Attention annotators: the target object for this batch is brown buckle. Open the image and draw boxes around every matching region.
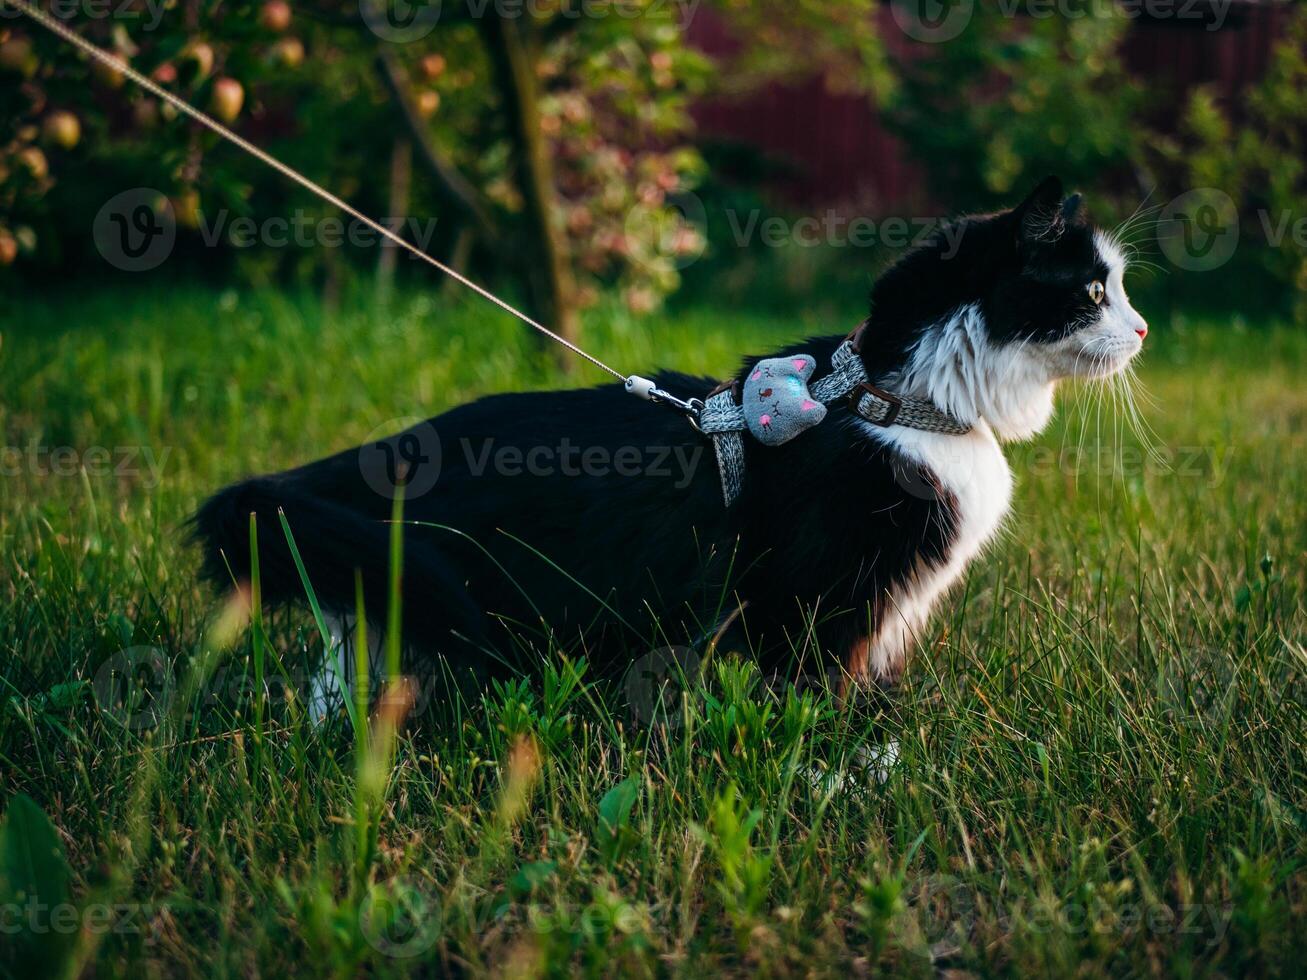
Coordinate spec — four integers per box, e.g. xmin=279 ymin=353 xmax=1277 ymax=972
xmin=848 ymin=382 xmax=901 ymax=426
xmin=845 ymin=319 xmax=869 ymax=354
xmin=706 ymin=378 xmax=742 ymax=405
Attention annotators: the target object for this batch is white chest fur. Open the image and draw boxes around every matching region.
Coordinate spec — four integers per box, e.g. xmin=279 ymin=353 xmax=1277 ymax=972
xmin=854 ymin=419 xmax=1013 ymax=682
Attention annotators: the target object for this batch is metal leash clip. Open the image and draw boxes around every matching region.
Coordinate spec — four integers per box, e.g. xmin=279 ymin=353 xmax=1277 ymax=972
xmin=625 ymin=376 xmax=705 ymax=429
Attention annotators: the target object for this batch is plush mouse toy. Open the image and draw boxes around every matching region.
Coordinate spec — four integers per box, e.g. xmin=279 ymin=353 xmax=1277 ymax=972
xmin=742 ymin=354 xmax=827 ymax=446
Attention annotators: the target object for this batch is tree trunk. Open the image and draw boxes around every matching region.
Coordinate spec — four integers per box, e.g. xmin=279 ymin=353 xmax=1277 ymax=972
xmin=482 ymin=13 xmax=580 ymax=369
xmin=376 ymin=136 xmax=411 ymax=304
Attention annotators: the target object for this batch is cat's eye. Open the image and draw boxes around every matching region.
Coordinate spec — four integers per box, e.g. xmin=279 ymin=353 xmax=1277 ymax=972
xmin=1088 ymin=280 xmax=1105 ymax=304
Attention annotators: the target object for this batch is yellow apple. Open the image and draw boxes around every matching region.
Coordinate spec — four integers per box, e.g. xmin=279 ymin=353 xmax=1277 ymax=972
xmin=273 ymin=37 xmax=304 ymax=68
xmin=415 ymin=90 xmax=440 ymax=119
xmin=210 ymin=77 xmax=244 ymax=123
xmin=42 ymin=111 xmax=80 ymax=150
xmin=17 ymin=146 xmax=47 ymax=181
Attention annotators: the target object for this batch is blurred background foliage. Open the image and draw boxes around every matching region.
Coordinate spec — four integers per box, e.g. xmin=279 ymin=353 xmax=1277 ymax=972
xmin=1 ymin=0 xmax=1303 ymax=330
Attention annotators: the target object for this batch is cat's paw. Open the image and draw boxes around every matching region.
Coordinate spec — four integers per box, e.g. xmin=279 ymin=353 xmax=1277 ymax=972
xmin=803 ymin=740 xmax=901 ymax=796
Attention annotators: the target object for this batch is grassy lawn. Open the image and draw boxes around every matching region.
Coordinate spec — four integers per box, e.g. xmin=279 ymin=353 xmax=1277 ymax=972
xmin=1 ymin=283 xmax=1304 ymax=976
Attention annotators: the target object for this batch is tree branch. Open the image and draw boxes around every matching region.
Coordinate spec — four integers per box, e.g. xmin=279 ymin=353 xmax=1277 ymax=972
xmin=374 ymin=47 xmax=500 ymax=244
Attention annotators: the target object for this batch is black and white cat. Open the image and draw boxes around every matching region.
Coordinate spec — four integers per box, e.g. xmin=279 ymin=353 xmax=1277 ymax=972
xmin=192 ymin=177 xmax=1147 ymax=716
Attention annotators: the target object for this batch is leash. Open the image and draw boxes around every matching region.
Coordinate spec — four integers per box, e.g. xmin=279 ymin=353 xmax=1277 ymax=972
xmin=4 ymin=0 xmax=699 ymax=417
xmin=11 ymin=0 xmax=971 ymax=508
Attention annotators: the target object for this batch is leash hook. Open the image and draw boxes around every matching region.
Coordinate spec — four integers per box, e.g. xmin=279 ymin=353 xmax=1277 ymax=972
xmin=625 ymin=375 xmax=705 ymax=428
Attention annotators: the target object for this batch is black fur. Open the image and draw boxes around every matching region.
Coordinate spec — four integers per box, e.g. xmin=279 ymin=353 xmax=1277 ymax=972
xmin=191 ymin=178 xmax=1094 ymax=688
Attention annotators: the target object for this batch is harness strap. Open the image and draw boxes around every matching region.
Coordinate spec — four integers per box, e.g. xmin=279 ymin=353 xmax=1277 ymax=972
xmin=701 ymin=334 xmax=972 ymax=506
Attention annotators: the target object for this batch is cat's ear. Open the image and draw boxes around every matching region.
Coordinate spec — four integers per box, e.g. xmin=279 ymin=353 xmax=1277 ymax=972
xmin=1014 ymin=175 xmax=1067 ymax=246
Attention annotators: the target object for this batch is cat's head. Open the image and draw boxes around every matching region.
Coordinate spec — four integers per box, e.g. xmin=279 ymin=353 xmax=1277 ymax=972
xmin=985 ymin=175 xmax=1148 ymax=380
xmin=867 ymin=177 xmax=1148 ymax=440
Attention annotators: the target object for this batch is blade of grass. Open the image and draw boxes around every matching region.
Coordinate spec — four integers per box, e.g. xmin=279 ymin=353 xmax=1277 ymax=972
xmin=249 ymin=513 xmax=266 ymax=754
xmin=278 ymin=507 xmax=358 ymax=733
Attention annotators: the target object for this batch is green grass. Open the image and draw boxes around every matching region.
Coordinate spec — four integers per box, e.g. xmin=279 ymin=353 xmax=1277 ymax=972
xmin=0 ymin=282 xmax=1304 ymax=977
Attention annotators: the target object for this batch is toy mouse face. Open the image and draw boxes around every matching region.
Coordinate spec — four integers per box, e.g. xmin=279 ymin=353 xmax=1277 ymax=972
xmin=743 ymin=355 xmax=827 ymax=446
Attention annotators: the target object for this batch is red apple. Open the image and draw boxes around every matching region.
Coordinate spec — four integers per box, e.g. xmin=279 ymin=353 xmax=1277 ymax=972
xmin=419 ymin=53 xmax=446 ymax=80
xmin=0 ymin=230 xmax=16 ymax=267
xmin=210 ymin=78 xmax=244 ymax=123
xmin=259 ymin=0 xmax=291 ymax=32
xmin=42 ymin=111 xmax=80 ymax=150
xmin=624 ymin=285 xmax=657 ymax=316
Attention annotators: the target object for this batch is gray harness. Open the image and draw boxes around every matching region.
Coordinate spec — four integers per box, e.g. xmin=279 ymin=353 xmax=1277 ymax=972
xmin=697 ymin=330 xmax=972 ymax=506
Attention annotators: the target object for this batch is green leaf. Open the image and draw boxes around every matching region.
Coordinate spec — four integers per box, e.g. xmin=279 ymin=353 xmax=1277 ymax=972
xmin=596 ymin=778 xmax=640 ymax=866
xmin=0 ymin=794 xmax=71 ymax=906
xmin=597 ymin=778 xmax=639 ymax=837
xmin=0 ymin=794 xmax=74 ymax=975
xmin=509 ymin=860 xmax=558 ymax=897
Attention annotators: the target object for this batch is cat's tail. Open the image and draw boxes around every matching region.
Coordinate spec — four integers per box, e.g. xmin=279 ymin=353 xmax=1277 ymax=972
xmin=188 ymin=476 xmax=485 ymax=651
xmin=190 ymin=476 xmax=384 ymax=610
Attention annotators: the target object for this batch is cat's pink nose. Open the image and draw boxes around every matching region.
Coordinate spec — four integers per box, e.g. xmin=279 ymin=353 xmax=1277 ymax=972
xmin=1135 ymin=326 xmax=1148 ymax=339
